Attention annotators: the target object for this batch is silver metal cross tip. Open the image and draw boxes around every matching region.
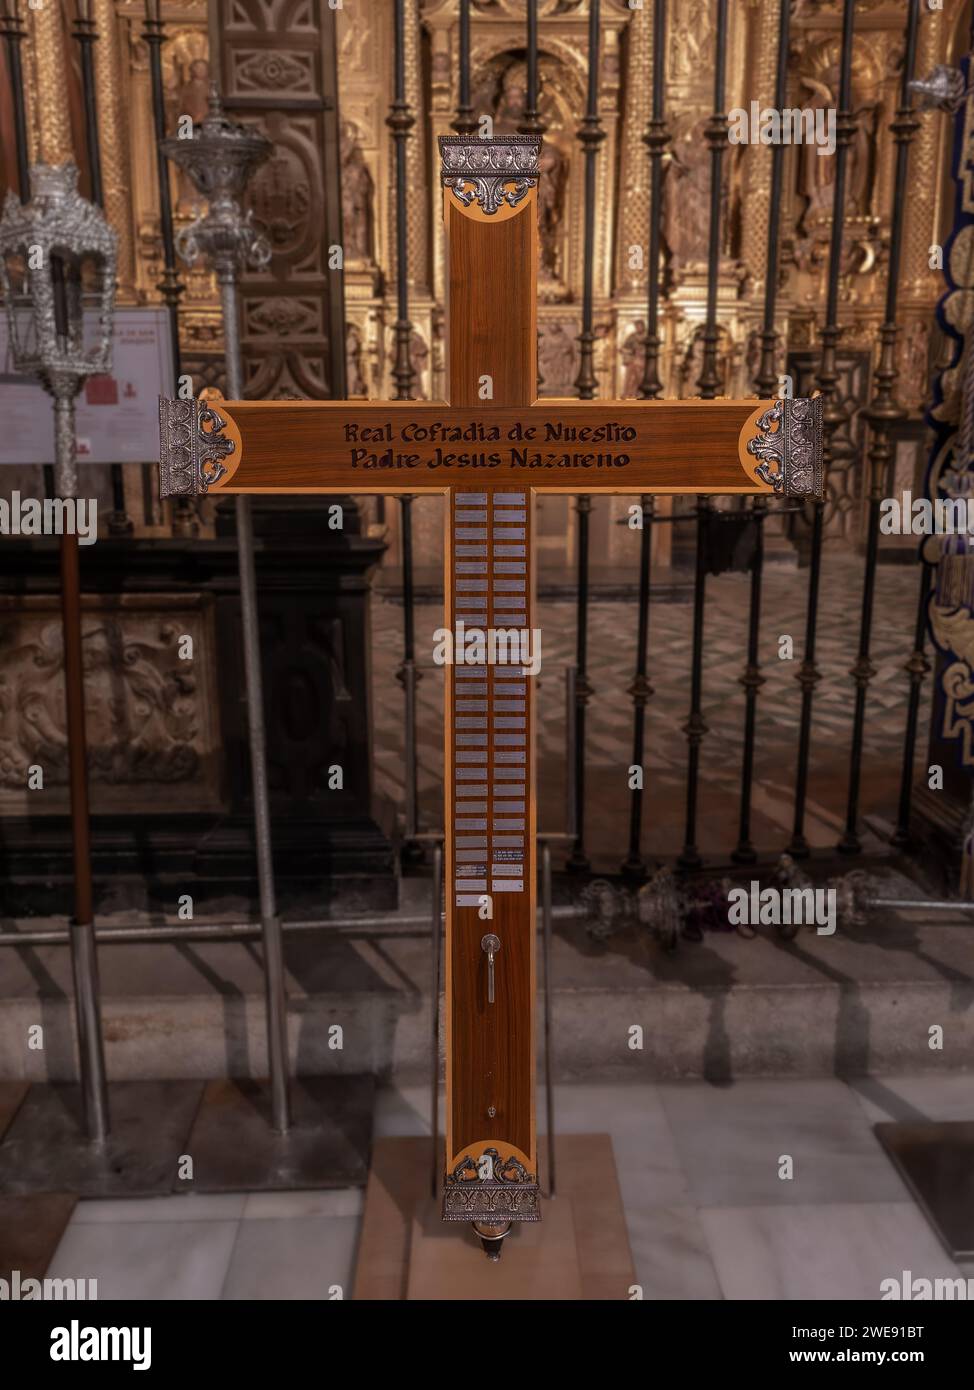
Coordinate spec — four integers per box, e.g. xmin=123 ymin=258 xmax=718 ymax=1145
xmin=158 ymin=396 xmax=235 ymax=499
xmin=438 ymin=135 xmax=543 ymax=215
xmin=746 ymin=397 xmax=824 ymax=499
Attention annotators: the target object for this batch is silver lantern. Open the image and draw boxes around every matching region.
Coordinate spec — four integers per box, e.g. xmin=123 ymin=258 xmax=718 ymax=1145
xmin=0 ymin=162 xmax=117 ymax=496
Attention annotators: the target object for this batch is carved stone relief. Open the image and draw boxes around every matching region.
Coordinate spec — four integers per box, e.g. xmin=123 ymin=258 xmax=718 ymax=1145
xmin=0 ymin=595 xmax=222 ymax=815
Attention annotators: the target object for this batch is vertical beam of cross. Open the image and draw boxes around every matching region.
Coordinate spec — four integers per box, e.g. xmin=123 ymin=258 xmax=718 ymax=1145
xmin=439 ymin=137 xmax=543 ymax=1240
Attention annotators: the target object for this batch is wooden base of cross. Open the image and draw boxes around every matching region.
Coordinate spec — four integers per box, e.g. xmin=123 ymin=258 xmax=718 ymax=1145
xmin=157 ymin=135 xmax=823 ymax=1256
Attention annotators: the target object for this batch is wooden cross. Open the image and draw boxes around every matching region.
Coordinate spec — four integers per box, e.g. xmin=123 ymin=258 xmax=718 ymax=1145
xmin=158 ymin=135 xmax=823 ymax=1252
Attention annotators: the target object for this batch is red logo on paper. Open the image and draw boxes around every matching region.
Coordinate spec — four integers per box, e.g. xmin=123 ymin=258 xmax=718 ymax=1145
xmin=85 ymin=375 xmax=118 ymax=406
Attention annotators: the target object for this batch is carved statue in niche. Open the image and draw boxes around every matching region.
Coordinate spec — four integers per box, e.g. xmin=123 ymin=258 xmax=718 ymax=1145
xmin=249 ymin=149 xmax=311 ymax=254
xmin=669 ymin=0 xmax=709 ymax=81
xmin=340 ymin=120 xmax=374 ymax=264
xmin=664 ymin=117 xmax=714 ymax=272
xmin=538 ymin=319 xmax=577 ymax=395
xmin=163 ymin=43 xmax=211 ymax=216
xmin=621 ymin=320 xmax=647 ymax=398
xmin=346 ymin=321 xmax=368 ymax=396
xmin=797 ymin=53 xmax=879 ymax=227
xmin=538 ymin=141 xmax=568 ymax=286
xmin=474 ymin=56 xmax=569 ymax=296
xmin=898 ymin=319 xmax=931 ymax=409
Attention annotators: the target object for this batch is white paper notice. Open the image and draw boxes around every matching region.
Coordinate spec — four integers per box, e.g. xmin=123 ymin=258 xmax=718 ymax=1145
xmin=0 ymin=307 xmax=173 ymax=466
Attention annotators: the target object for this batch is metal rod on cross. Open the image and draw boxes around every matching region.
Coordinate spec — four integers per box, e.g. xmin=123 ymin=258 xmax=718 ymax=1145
xmin=156 ymin=132 xmax=824 ymax=1258
xmin=161 ymin=87 xmax=291 ymax=1135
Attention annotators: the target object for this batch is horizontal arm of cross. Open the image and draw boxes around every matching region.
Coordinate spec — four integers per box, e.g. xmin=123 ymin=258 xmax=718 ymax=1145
xmin=158 ymin=394 xmax=824 ymax=500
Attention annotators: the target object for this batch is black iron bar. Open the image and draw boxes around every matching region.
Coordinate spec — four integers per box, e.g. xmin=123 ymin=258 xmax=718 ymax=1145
xmin=568 ymin=0 xmax=603 ymax=872
xmin=734 ymin=0 xmax=791 ymax=862
xmin=679 ymin=494 xmax=710 ymax=869
xmin=142 ymin=0 xmax=192 ymax=536
xmin=623 ymin=0 xmax=668 ymax=875
xmin=397 ymin=492 xmax=420 ymax=845
xmin=679 ymin=0 xmax=727 ymax=869
xmin=892 ymin=559 xmax=933 ymax=848
xmin=388 ymin=0 xmax=416 ymax=402
xmin=388 ymin=0 xmax=419 ymax=851
xmin=696 ymin=0 xmax=728 ymax=400
xmin=838 ymin=0 xmax=921 ymax=855
xmin=568 ymin=495 xmax=592 ymax=871
xmin=0 ymin=0 xmax=30 ymax=203
xmin=732 ymin=499 xmax=766 ymax=862
xmin=639 ymin=0 xmax=668 ymax=401
xmin=575 ymin=0 xmax=603 ymax=400
xmin=453 ymin=0 xmax=476 ymax=135
xmin=788 ymin=0 xmax=858 ymax=857
xmin=622 ymin=495 xmax=655 ymax=878
xmin=519 ymin=0 xmax=545 ymax=136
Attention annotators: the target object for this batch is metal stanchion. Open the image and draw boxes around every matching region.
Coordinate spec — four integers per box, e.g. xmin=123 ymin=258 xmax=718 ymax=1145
xmin=541 ymin=840 xmax=556 ymax=1198
xmin=162 ymin=86 xmax=291 ymax=1135
xmin=430 ymin=842 xmax=443 ymax=1199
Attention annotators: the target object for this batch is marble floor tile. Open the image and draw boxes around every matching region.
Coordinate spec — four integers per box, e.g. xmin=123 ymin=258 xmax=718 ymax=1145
xmin=221 ymin=1215 xmax=360 ymax=1300
xmin=47 ymin=1218 xmax=239 ymax=1300
xmin=242 ymin=1188 xmax=363 ymax=1221
xmin=700 ymin=1202 xmax=965 ymax=1301
xmin=71 ymin=1193 xmax=246 ymax=1224
xmin=848 ymin=1074 xmax=974 ymax=1127
xmin=545 ymin=1084 xmax=692 ymax=1207
xmin=658 ymin=1078 xmax=910 ymax=1207
xmin=373 ymin=1085 xmax=436 ymax=1137
xmin=626 ymin=1205 xmax=723 ymax=1301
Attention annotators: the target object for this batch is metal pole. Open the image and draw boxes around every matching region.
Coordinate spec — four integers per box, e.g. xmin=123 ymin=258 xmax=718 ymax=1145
xmin=541 ymin=840 xmax=556 ymax=1198
xmin=430 ymin=842 xmax=443 ymax=1199
xmin=57 ymin=395 xmax=110 ymax=1144
xmin=219 ymin=267 xmax=291 ymax=1135
xmin=142 ymin=0 xmax=193 ymax=537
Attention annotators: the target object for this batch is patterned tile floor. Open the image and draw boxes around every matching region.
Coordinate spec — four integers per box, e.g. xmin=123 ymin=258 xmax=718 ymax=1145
xmin=371 ymin=548 xmax=933 ymax=870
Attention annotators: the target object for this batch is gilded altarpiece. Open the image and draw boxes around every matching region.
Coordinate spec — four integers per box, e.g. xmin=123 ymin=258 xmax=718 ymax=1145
xmin=50 ymin=0 xmax=946 ymax=569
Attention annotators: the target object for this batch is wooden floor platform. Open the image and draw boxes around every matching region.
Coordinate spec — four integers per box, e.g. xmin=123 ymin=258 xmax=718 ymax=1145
xmin=353 ymin=1133 xmax=635 ymax=1300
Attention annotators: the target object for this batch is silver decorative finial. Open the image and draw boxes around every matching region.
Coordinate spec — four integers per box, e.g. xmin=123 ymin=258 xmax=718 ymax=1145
xmin=438 ymin=135 xmax=542 ymax=216
xmin=909 ymin=65 xmax=969 ymax=114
